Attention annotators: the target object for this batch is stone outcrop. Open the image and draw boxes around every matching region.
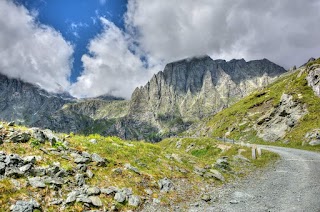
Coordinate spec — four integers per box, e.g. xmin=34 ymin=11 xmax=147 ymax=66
xmin=256 ymin=94 xmax=308 ymax=141
xmin=306 ymin=64 xmax=320 ymax=97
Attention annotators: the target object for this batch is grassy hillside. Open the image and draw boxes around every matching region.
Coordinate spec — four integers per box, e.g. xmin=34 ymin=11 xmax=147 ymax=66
xmin=0 ymin=122 xmax=277 ymax=211
xmin=187 ymin=59 xmax=320 ymax=151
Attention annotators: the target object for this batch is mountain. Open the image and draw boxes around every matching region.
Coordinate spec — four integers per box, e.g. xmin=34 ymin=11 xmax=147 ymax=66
xmin=185 ymin=57 xmax=320 ymax=149
xmin=0 ymin=73 xmax=72 ymax=126
xmin=0 ymin=55 xmax=286 ymax=141
xmin=123 ymin=55 xmax=286 ymax=140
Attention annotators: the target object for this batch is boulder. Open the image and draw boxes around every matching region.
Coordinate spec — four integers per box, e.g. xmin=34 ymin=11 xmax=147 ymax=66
xmin=86 ymin=187 xmax=100 ymax=196
xmin=89 ymin=196 xmax=103 ymax=207
xmin=114 ymin=192 xmax=126 ymax=203
xmin=158 ymin=178 xmax=174 ymax=193
xmin=91 ymin=153 xmax=106 ymax=166
xmin=28 ymin=177 xmax=46 ymax=188
xmin=124 ymin=163 xmax=140 ymax=174
xmin=101 ymin=186 xmax=119 ymax=195
xmin=75 ymin=174 xmax=86 ymax=186
xmin=10 ymin=199 xmax=40 ymax=212
xmin=66 ymin=191 xmax=80 ymax=204
xmin=128 ymin=195 xmax=141 ymax=207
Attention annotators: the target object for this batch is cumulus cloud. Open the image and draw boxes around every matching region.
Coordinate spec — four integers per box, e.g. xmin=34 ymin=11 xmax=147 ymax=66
xmin=125 ymin=0 xmax=320 ymax=68
xmin=0 ymin=0 xmax=73 ymax=92
xmin=70 ymin=18 xmax=155 ymax=99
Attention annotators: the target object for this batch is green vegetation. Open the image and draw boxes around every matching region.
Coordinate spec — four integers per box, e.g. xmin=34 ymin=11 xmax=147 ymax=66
xmin=0 ymin=122 xmax=278 ymax=211
xmin=190 ymin=61 xmax=320 ymax=151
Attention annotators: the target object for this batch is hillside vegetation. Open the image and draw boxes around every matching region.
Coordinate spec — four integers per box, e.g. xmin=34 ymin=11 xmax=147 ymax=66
xmin=187 ymin=59 xmax=320 ymax=151
xmin=0 ymin=122 xmax=277 ymax=211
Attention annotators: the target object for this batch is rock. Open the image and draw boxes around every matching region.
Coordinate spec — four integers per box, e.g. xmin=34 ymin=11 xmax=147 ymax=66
xmin=89 ymin=196 xmax=103 ymax=207
xmin=86 ymin=169 xmax=94 ymax=178
xmin=10 ymin=199 xmax=40 ymax=212
xmin=257 ymin=93 xmax=307 ymax=142
xmin=75 ymin=174 xmax=86 ymax=186
xmin=74 ymin=156 xmax=91 ymax=164
xmin=208 ymin=169 xmax=225 ymax=181
xmin=158 ymin=178 xmax=174 ymax=193
xmin=77 ymin=164 xmax=87 ymax=172
xmin=5 ymin=154 xmax=23 ymax=167
xmin=91 ymin=153 xmax=106 ymax=166
xmin=124 ymin=163 xmax=140 ymax=174
xmin=230 ymin=200 xmax=239 ymax=204
xmin=89 ymin=139 xmax=97 ymax=144
xmin=5 ymin=168 xmax=24 ymax=178
xmin=201 ymin=194 xmax=211 ymax=202
xmin=10 ymin=132 xmax=31 ymax=143
xmin=10 ymin=179 xmax=21 ymax=190
xmin=114 ymin=192 xmax=126 ymax=203
xmin=82 ymin=151 xmax=91 ymax=158
xmin=31 ymin=167 xmax=46 ymax=177
xmin=76 ymin=195 xmax=92 ymax=204
xmin=0 ymin=162 xmax=5 ymax=174
xmin=214 ymin=157 xmax=230 ymax=170
xmin=28 ymin=177 xmax=46 ymax=188
xmin=19 ymin=164 xmax=33 ymax=173
xmin=23 ymin=156 xmax=36 ymax=164
xmin=30 ymin=128 xmax=46 ymax=143
xmin=128 ymin=195 xmax=141 ymax=207
xmin=194 ymin=166 xmax=207 ymax=176
xmin=309 ymin=140 xmax=320 ymax=146
xmin=8 ymin=121 xmax=15 ymax=126
xmin=144 ymin=188 xmax=153 ymax=195
xmin=306 ymin=66 xmax=320 ymax=97
xmin=101 ymin=186 xmax=119 ymax=195
xmin=66 ymin=191 xmax=80 ymax=204
xmin=42 ymin=129 xmax=59 ymax=146
xmin=86 ymin=187 xmax=100 ymax=196
xmin=112 ymin=168 xmax=122 ymax=175
xmin=49 ymin=198 xmax=63 ymax=205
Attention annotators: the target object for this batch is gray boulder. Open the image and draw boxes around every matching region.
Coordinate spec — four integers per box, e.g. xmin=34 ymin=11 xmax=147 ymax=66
xmin=89 ymin=196 xmax=103 ymax=207
xmin=114 ymin=192 xmax=126 ymax=203
xmin=128 ymin=195 xmax=141 ymax=207
xmin=28 ymin=177 xmax=46 ymax=188
xmin=91 ymin=153 xmax=106 ymax=166
xmin=10 ymin=199 xmax=40 ymax=212
xmin=158 ymin=178 xmax=174 ymax=193
xmin=75 ymin=173 xmax=86 ymax=186
xmin=86 ymin=187 xmax=100 ymax=196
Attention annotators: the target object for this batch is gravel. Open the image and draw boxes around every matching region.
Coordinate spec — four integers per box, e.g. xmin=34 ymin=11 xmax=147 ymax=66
xmin=189 ymin=146 xmax=320 ymax=212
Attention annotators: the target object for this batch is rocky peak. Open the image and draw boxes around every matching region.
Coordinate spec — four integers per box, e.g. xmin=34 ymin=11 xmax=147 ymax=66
xmin=127 ymin=56 xmax=286 ymax=140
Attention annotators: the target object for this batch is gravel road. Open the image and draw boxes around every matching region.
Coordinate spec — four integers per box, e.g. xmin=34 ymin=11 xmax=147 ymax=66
xmin=190 ymin=146 xmax=320 ymax=212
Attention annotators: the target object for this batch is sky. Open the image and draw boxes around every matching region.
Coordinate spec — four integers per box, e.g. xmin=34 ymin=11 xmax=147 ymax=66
xmin=0 ymin=0 xmax=320 ymax=99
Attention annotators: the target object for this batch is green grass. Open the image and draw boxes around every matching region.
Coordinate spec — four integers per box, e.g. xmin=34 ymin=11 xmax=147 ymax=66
xmin=189 ymin=62 xmax=320 ymax=151
xmin=0 ymin=122 xmax=279 ymax=211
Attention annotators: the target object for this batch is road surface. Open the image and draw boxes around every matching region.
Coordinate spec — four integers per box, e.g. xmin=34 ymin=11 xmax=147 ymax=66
xmin=191 ymin=146 xmax=320 ymax=212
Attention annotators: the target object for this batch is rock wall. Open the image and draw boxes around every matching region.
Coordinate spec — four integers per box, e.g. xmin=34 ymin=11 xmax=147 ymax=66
xmin=127 ymin=56 xmax=286 ymax=138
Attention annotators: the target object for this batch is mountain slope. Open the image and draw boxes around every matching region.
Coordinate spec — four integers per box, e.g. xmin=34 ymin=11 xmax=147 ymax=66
xmin=124 ymin=56 xmax=286 ymax=140
xmin=186 ymin=58 xmax=320 ymax=150
xmin=0 ymin=73 xmax=72 ymax=125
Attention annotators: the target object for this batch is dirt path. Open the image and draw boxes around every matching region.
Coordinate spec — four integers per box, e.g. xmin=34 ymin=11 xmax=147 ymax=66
xmin=190 ymin=146 xmax=320 ymax=212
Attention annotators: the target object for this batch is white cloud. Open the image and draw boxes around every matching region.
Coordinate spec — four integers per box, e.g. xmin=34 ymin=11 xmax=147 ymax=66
xmin=0 ymin=0 xmax=73 ymax=92
xmin=70 ymin=18 xmax=156 ymax=99
xmin=125 ymin=0 xmax=320 ymax=68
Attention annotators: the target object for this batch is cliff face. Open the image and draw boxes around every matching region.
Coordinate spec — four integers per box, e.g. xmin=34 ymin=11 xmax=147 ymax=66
xmin=0 ymin=73 xmax=72 ymax=125
xmin=127 ymin=56 xmax=286 ymax=138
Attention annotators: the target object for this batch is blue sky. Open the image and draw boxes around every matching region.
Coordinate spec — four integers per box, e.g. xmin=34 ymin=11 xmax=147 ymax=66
xmin=17 ymin=0 xmax=128 ymax=83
